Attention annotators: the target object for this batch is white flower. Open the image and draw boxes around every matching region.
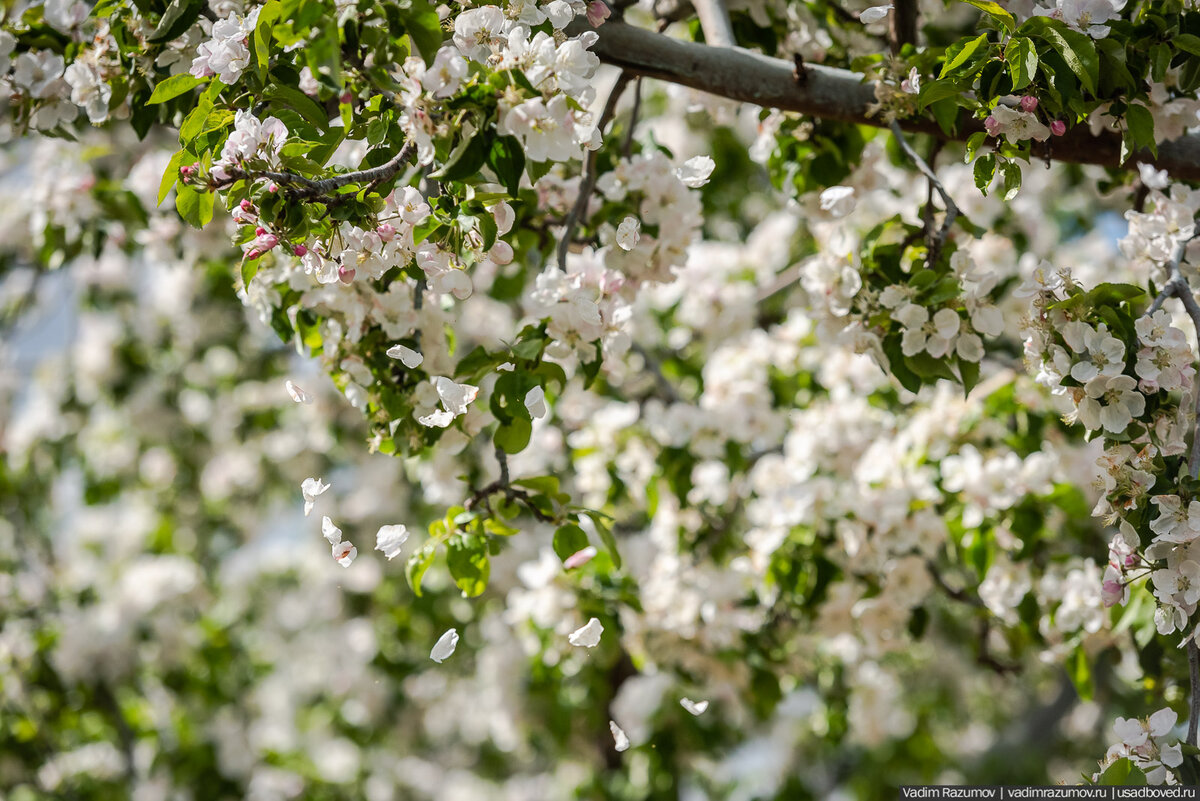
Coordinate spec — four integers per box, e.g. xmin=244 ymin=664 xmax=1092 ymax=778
xmin=1153 ymin=561 xmax=1200 ymax=606
xmin=398 ymin=186 xmax=431 ymax=225
xmin=1048 ymin=0 xmax=1125 ymax=37
xmin=321 ymin=516 xmax=343 ymax=545
xmin=298 ymin=66 xmax=320 ymax=95
xmin=987 ymin=105 xmax=1051 ymax=142
xmin=675 ymin=156 xmax=715 ymax=188
xmin=680 ymin=697 xmax=709 ymax=715
xmin=1076 ymin=374 xmax=1145 ymax=434
xmin=433 ymin=376 xmax=480 ymax=416
xmin=819 ymin=186 xmax=856 ymax=218
xmin=375 ymin=525 xmax=409 ymax=560
xmin=421 ymin=46 xmax=468 ymax=98
xmin=568 ymin=617 xmax=604 ymax=647
xmin=859 ymin=4 xmax=893 ymax=22
xmin=430 ymin=628 xmax=460 ymax=662
xmin=453 ymin=6 xmax=509 ymax=62
xmin=189 ymin=8 xmax=259 ymax=85
xmin=285 ymin=380 xmax=313 ymax=404
xmin=609 ymin=721 xmax=630 ymax=752
xmin=301 ymin=477 xmax=330 ymax=517
xmin=417 ymin=408 xmax=455 ymax=428
xmin=387 ymin=344 xmax=424 ymax=369
xmin=1150 ymin=496 xmax=1200 ymax=543
xmin=64 ymin=61 xmax=111 ymax=124
xmin=524 ymin=386 xmax=548 ymax=419
xmin=615 ymin=216 xmax=640 ymax=251
xmin=332 ymin=540 xmax=357 ymax=567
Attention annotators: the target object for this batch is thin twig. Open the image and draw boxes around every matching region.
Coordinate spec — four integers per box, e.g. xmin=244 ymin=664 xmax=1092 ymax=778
xmin=557 ymin=73 xmax=633 ymax=269
xmin=693 ymin=0 xmax=736 ymax=47
xmin=623 ymin=78 xmax=643 ymax=157
xmin=889 ymin=120 xmax=959 ymax=265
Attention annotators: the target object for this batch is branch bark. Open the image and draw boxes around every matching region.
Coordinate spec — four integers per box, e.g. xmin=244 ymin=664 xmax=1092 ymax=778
xmin=574 ymin=20 xmax=1200 ymax=181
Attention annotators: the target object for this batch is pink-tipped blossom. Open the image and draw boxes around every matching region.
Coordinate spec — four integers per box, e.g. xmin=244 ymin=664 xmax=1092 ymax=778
xmin=984 ymin=116 xmax=1000 ymax=136
xmin=377 ymin=223 xmax=397 ymax=242
xmin=239 ymin=199 xmax=253 ymax=211
xmin=587 ymin=0 xmax=611 ymax=26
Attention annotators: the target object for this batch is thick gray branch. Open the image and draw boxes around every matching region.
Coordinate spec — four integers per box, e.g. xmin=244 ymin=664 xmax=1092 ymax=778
xmin=576 ymin=20 xmax=1200 ymax=181
xmin=693 ymin=0 xmax=736 ymax=47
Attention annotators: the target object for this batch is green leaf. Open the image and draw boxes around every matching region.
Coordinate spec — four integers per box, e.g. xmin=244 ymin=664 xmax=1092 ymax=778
xmin=1177 ymin=32 xmax=1200 ymax=57
xmin=1005 ymin=37 xmax=1037 ymax=91
xmin=1000 ymin=160 xmax=1021 ymax=200
xmin=175 ymin=183 xmax=215 ymax=228
xmin=148 ymin=0 xmax=205 ymax=43
xmin=1098 ymin=759 xmax=1131 ymax=786
xmin=147 ymin=73 xmax=206 ymax=104
xmin=883 ymin=337 xmax=922 ymax=393
xmin=486 ymin=135 xmax=525 ymax=198
xmin=958 ymin=356 xmax=980 ymax=395
xmin=940 ymin=33 xmax=991 ymax=79
xmin=973 ymin=153 xmax=996 ymax=194
xmin=158 ymin=149 xmax=187 ymax=207
xmin=1036 ymin=21 xmax=1098 ymax=95
xmin=432 ymin=130 xmax=489 ymax=183
xmin=917 ymin=79 xmax=963 ymax=110
xmin=178 ymin=79 xmax=222 ymax=144
xmin=263 ymin=84 xmax=329 ymax=130
xmin=253 ymin=0 xmax=283 ymax=77
xmin=1124 ymin=103 xmax=1156 ymax=159
xmin=447 ymin=535 xmax=489 ymax=597
xmin=585 ymin=512 xmax=622 ymax=569
xmin=929 ymin=98 xmax=959 ymax=137
xmin=553 ymin=524 xmax=590 ymax=563
xmin=956 ymin=0 xmax=1015 ymax=31
xmin=405 ymin=542 xmax=437 ymax=596
xmin=494 ymin=417 xmax=532 ymax=454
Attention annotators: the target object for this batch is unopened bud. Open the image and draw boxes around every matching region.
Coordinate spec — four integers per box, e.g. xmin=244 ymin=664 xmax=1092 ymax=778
xmin=1050 ymin=119 xmax=1066 ymax=136
xmin=377 ymin=223 xmax=397 ymax=242
xmin=268 ymin=183 xmax=278 ymax=193
xmin=240 ymin=199 xmax=253 ymax=211
xmin=1019 ymin=95 xmax=1038 ymax=112
xmin=984 ymin=116 xmax=1000 ymax=136
xmin=293 ymin=244 xmax=308 ymax=257
xmin=338 ymin=266 xmax=356 ymax=284
xmin=255 ymin=226 xmax=266 ymax=236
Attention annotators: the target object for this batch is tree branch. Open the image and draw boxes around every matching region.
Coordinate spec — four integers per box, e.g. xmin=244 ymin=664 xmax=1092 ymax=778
xmin=889 ymin=0 xmax=918 ymax=54
xmin=572 ymin=20 xmax=1200 ymax=181
xmin=693 ymin=0 xmax=736 ymax=47
xmin=214 ymin=142 xmax=416 ymax=202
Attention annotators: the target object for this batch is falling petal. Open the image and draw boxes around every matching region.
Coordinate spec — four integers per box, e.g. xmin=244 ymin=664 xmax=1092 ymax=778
xmin=431 ymin=628 xmax=460 ymax=663
xmin=568 ymin=617 xmax=603 ymax=648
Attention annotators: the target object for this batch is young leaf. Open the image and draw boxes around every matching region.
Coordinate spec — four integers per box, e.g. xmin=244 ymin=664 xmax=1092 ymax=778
xmin=956 ymin=0 xmax=1015 ymax=31
xmin=147 ymin=73 xmax=207 ymax=104
xmin=940 ymin=33 xmax=991 ymax=79
xmin=1005 ymin=37 xmax=1037 ymax=91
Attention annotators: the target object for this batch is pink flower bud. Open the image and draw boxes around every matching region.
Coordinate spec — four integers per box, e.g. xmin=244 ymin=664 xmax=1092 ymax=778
xmin=260 ymin=234 xmax=279 ymax=250
xmin=563 ymin=546 xmax=598 ymax=569
xmin=268 ymin=183 xmax=278 ymax=193
xmin=1019 ymin=95 xmax=1038 ymax=112
xmin=245 ymin=249 xmax=263 ymax=261
xmin=586 ymin=0 xmax=611 ymax=26
xmin=338 ymin=266 xmax=356 ymax=284
xmin=240 ymin=199 xmax=253 ymax=211
xmin=1050 ymin=119 xmax=1066 ymax=136
xmin=255 ymin=226 xmax=266 ymax=236
xmin=984 ymin=115 xmax=1000 ymax=136
xmin=180 ymin=165 xmax=194 ymax=176
xmin=293 ymin=244 xmax=308 ymax=257
xmin=377 ymin=223 xmax=397 ymax=242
